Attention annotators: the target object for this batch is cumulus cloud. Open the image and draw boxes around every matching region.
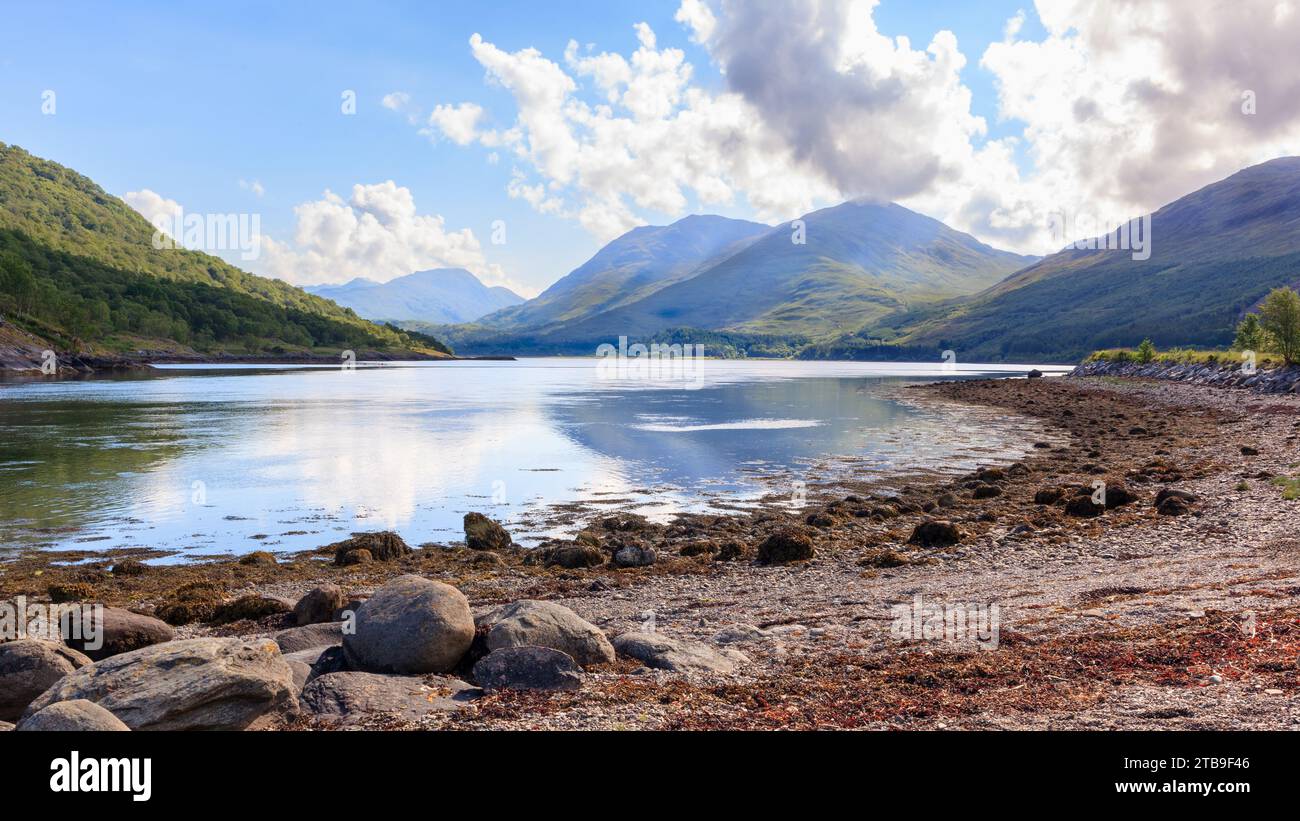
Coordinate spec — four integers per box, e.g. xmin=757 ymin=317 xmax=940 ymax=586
xmin=419 ymin=0 xmax=1300 ymax=254
xmin=257 ymin=181 xmax=520 ymax=291
xmin=124 ymin=188 xmax=184 ymax=235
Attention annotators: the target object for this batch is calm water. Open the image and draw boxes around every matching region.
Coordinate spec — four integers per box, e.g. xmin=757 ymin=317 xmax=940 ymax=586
xmin=0 ymin=359 xmax=1070 ymax=560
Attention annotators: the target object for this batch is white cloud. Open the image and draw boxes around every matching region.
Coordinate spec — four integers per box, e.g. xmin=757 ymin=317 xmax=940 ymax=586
xmin=417 ymin=0 xmax=1300 ymax=255
xmin=426 ymin=102 xmax=485 ymax=145
xmin=255 ymin=181 xmax=527 ymax=293
xmin=123 ymin=189 xmax=183 ymax=235
xmin=381 ymin=91 xmax=411 ymax=111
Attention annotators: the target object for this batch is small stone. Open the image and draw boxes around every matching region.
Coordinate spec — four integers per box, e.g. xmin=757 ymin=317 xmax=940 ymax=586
xmin=908 ymin=520 xmax=963 ymax=547
xmin=613 ymin=544 xmax=656 ymax=567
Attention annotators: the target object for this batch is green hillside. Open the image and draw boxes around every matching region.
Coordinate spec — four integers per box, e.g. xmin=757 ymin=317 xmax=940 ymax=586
xmin=0 ymin=143 xmax=449 ymax=359
xmin=819 ymin=157 xmax=1300 ymax=363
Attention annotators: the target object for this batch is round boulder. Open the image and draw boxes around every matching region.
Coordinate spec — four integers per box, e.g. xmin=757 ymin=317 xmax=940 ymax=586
xmin=293 ymin=585 xmax=346 ymax=626
xmin=472 ymin=646 xmax=582 ymax=691
xmin=66 ymin=606 xmax=175 ymax=661
xmin=342 ymin=575 xmax=474 ymax=674
xmin=0 ymin=640 xmax=92 ymax=721
xmin=484 ymin=600 xmax=615 ymax=668
xmin=17 ymin=699 xmax=129 ymax=732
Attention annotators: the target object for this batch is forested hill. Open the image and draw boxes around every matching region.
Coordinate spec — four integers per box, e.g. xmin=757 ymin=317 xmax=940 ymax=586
xmin=0 ymin=143 xmax=450 ymax=361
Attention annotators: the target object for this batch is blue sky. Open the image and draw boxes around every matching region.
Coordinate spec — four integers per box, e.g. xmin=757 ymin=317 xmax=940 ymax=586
xmin=6 ymin=1 xmax=1277 ymax=298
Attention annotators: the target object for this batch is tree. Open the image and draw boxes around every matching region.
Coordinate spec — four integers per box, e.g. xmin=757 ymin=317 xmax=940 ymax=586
xmin=1136 ymin=337 xmax=1156 ymax=363
xmin=1259 ymin=286 xmax=1300 ymax=365
xmin=1233 ymin=312 xmax=1271 ymax=352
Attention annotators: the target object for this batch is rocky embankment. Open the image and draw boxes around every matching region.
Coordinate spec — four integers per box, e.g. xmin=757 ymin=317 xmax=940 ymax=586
xmin=1072 ymin=358 xmax=1300 ymax=394
xmin=2 ymin=375 xmax=1299 ymax=731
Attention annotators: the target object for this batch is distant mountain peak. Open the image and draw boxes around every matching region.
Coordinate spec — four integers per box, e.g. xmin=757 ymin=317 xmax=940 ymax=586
xmin=306 ymin=267 xmax=522 ymax=324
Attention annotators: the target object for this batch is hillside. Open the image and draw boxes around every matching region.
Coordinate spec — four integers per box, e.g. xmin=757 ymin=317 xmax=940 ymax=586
xmin=0 ymin=143 xmax=450 ymax=364
xmin=478 ymin=214 xmax=770 ymax=332
xmin=828 ymin=157 xmax=1300 ymax=363
xmin=307 ymin=268 xmax=522 ymax=324
xmin=444 ymin=203 xmax=1034 ymax=354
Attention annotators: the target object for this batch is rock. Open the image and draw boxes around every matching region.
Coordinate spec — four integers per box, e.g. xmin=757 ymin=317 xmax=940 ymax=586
xmin=613 ymin=633 xmax=748 ymax=674
xmin=612 ymin=544 xmax=657 ymax=567
xmin=711 ymin=624 xmax=767 ymax=644
xmin=463 ymin=512 xmax=512 ymax=551
xmin=286 ymin=660 xmax=312 ymax=692
xmin=21 ymin=638 xmax=297 ymax=731
xmin=110 ymin=559 xmax=148 ymax=576
xmin=972 ymin=484 xmax=1002 ymax=499
xmin=238 ymin=550 xmax=278 ymax=566
xmin=300 ymin=672 xmax=479 ymax=724
xmin=1064 ymin=495 xmax=1104 ymax=517
xmin=342 ymin=575 xmax=474 ymax=674
xmin=47 ymin=582 xmax=94 ymax=603
xmin=212 ymin=593 xmax=293 ymax=624
xmin=542 ymin=543 xmax=605 ymax=569
xmin=1154 ymin=487 xmax=1198 ymax=507
xmin=1027 ymin=369 xmax=1044 ymax=378
xmin=338 ymin=548 xmax=373 ymax=566
xmin=1157 ymin=496 xmax=1191 ymax=516
xmin=1240 ymin=445 xmax=1259 ymax=456
xmin=273 ymin=622 xmax=344 ymax=654
xmin=1102 ymin=481 xmax=1137 ymax=508
xmin=574 ymin=530 xmax=602 ymax=548
xmin=0 ymin=640 xmax=92 ymax=721
xmin=329 ymin=531 xmax=411 ymax=565
xmin=1033 ymin=487 xmax=1064 ymax=504
xmin=66 ymin=607 xmax=174 ymax=661
xmin=17 ymin=700 xmax=129 ymax=732
xmin=294 ymin=585 xmax=346 ymax=626
xmin=155 ymin=581 xmax=226 ymax=625
xmin=937 ymin=493 xmax=958 ymax=507
xmin=908 ymin=519 xmax=963 ymax=547
xmin=472 ymin=646 xmax=582 ymax=691
xmin=713 ymin=540 xmax=748 ymax=561
xmin=679 ymin=540 xmax=718 ymax=557
xmin=805 ymin=512 xmax=835 ymax=527
xmin=755 ymin=527 xmax=815 ymax=564
xmin=484 ymin=600 xmax=615 ymax=667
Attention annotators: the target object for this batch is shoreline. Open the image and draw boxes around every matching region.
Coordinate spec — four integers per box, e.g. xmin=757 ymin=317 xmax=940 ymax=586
xmin=3 ymin=374 xmax=1298 ymax=730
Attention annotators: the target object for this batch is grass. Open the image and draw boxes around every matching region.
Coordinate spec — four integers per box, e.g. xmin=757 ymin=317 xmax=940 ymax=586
xmin=1086 ymin=347 xmax=1289 ymax=367
xmin=1271 ymin=475 xmax=1300 ymax=501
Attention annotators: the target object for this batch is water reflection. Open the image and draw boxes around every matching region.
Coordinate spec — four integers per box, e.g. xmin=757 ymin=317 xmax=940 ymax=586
xmin=0 ymin=359 xmax=1069 ymax=559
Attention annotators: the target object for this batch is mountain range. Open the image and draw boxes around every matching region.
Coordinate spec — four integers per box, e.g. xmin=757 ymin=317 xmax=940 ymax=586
xmin=306 ymin=269 xmax=523 ymax=325
xmin=433 ymin=201 xmax=1037 ymax=355
xmin=806 ymin=156 xmax=1300 ymax=362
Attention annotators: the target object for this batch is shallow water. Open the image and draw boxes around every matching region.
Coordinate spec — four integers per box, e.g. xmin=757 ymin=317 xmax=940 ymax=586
xmin=0 ymin=358 xmax=1070 ymax=559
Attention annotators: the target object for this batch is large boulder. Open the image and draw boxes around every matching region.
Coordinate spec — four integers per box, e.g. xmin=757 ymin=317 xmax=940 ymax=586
xmin=756 ymin=528 xmax=815 ymax=564
xmin=0 ymin=640 xmax=92 ymax=721
xmin=300 ymin=672 xmax=479 ymax=725
xmin=472 ymin=646 xmax=582 ymax=692
xmin=613 ymin=633 xmax=748 ymax=674
xmin=329 ymin=531 xmax=412 ymax=565
xmin=464 ymin=513 xmax=512 ymax=551
xmin=17 ymin=700 xmax=129 ymax=732
xmin=293 ymin=585 xmax=346 ymax=626
xmin=21 ymin=637 xmax=297 ymax=731
xmin=66 ymin=607 xmax=174 ymax=661
xmin=483 ymin=600 xmax=615 ymax=668
xmin=273 ymin=622 xmax=344 ymax=654
xmin=342 ymin=576 xmax=474 ymax=674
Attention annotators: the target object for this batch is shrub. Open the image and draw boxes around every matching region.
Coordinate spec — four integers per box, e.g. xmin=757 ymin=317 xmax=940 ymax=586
xmin=1259 ymin=287 xmax=1300 ymax=365
xmin=1136 ymin=338 xmax=1156 ymax=363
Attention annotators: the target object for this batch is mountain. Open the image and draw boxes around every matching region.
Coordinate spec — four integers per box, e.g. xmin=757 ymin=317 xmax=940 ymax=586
xmin=477 ymin=214 xmax=770 ymax=332
xmin=0 ymin=143 xmax=449 ymax=363
xmin=833 ymin=157 xmax=1300 ymax=363
xmin=307 ymin=268 xmax=523 ymax=324
xmin=445 ymin=204 xmax=1035 ymax=354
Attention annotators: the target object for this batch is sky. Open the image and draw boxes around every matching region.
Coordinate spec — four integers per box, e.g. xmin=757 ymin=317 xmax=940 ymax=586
xmin=2 ymin=0 xmax=1298 ymax=298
